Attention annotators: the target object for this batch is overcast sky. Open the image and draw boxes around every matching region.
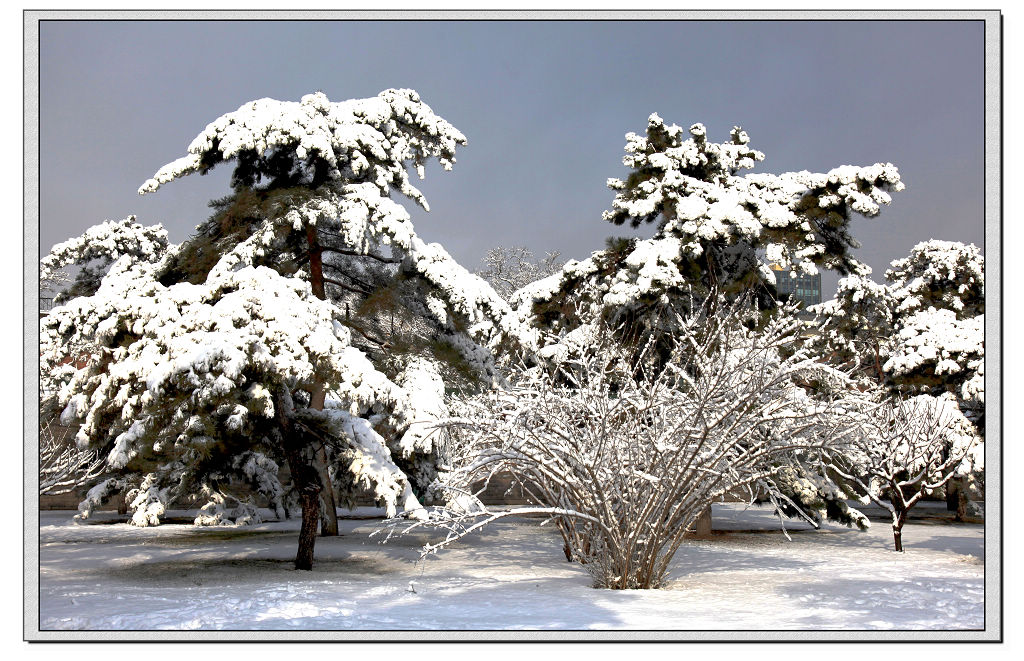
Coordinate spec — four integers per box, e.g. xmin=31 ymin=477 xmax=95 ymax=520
xmin=38 ymin=19 xmax=985 ymax=297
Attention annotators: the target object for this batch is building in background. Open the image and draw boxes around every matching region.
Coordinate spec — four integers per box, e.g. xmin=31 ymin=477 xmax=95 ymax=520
xmin=771 ymin=264 xmax=822 ymax=315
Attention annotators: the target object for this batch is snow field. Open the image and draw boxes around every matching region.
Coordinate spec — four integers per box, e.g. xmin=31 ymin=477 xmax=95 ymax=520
xmin=37 ymin=502 xmax=984 ymax=632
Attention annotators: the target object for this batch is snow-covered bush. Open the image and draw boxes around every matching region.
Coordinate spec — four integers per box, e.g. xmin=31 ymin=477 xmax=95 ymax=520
xmin=830 ymin=393 xmax=982 ymax=551
xmin=38 ymin=415 xmax=105 ymax=496
xmin=381 ymin=297 xmax=865 ymax=589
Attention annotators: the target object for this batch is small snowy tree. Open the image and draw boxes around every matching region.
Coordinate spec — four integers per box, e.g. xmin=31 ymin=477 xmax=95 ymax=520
xmin=381 ymin=297 xmax=865 ymax=589
xmin=476 ymin=246 xmax=565 ymax=301
xmin=830 ymin=394 xmax=981 ymax=551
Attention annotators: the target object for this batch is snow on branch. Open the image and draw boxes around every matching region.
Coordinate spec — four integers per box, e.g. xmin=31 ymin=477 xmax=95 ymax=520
xmin=138 ymin=89 xmax=466 ymax=212
xmin=40 ymin=216 xmax=170 ymax=303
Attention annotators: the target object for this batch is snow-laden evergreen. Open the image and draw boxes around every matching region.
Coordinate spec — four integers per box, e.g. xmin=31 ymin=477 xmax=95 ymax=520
xmin=811 ymin=240 xmax=984 ymax=420
xmin=887 ymin=240 xmax=984 ymax=319
xmin=43 ymin=89 xmax=533 ymax=570
xmin=808 ymin=275 xmax=894 ymax=381
xmin=514 ymin=115 xmax=905 ymax=347
xmin=138 ymin=89 xmax=464 ymax=208
xmin=47 ymin=262 xmax=421 ymax=523
xmin=142 ymin=91 xmax=535 ymax=378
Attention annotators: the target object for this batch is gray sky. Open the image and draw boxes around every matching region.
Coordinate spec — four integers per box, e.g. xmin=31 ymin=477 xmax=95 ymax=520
xmin=38 ymin=19 xmax=985 ymax=297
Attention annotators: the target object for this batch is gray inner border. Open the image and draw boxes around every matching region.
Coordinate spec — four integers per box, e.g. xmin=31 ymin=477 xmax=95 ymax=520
xmin=23 ymin=8 xmax=1003 ymax=643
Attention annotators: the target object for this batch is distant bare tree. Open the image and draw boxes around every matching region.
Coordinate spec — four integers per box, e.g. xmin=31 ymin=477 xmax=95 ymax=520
xmin=476 ymin=246 xmax=564 ymax=300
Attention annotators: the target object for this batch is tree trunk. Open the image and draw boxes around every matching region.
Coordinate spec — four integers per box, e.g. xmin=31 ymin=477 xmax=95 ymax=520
xmin=891 ymin=495 xmax=909 ymax=553
xmin=314 ymin=443 xmax=339 ymax=537
xmin=295 ymin=489 xmax=321 ymax=571
xmin=955 ymin=488 xmax=968 ymax=522
xmin=893 ymin=522 xmax=904 ymax=553
xmin=305 ymin=225 xmax=339 ymax=537
xmin=693 ymin=505 xmax=712 ymax=536
xmin=275 ymin=389 xmax=323 ymax=570
xmin=946 ymin=478 xmax=960 ymax=511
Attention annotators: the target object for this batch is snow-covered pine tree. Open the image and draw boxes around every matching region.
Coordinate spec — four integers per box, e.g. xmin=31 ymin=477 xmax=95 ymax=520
xmin=40 ymin=215 xmax=170 ymax=304
xmin=513 ymin=115 xmax=905 ymax=355
xmin=45 ymin=90 xmax=530 ymax=569
xmin=883 ymin=241 xmax=985 ymax=418
xmin=810 ymin=240 xmax=984 ymax=422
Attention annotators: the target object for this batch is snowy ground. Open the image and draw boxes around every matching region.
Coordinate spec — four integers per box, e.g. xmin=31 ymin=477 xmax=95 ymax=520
xmin=35 ymin=502 xmax=985 ymax=635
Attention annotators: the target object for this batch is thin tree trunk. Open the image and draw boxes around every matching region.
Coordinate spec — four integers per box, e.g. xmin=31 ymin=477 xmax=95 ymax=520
xmin=893 ymin=510 xmax=908 ymax=553
xmin=295 ymin=489 xmax=321 ymax=571
xmin=313 ymin=442 xmax=338 ymax=537
xmin=955 ymin=488 xmax=968 ymax=522
xmin=891 ymin=487 xmax=909 ymax=553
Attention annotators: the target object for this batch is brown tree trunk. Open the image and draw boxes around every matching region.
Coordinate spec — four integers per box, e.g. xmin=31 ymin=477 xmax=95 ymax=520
xmin=305 ymin=225 xmax=339 ymax=537
xmin=314 ymin=443 xmax=339 ymax=537
xmin=891 ymin=492 xmax=909 ymax=553
xmin=275 ymin=389 xmax=323 ymax=570
xmin=955 ymin=489 xmax=968 ymax=522
xmin=295 ymin=489 xmax=321 ymax=571
xmin=693 ymin=505 xmax=713 ymax=536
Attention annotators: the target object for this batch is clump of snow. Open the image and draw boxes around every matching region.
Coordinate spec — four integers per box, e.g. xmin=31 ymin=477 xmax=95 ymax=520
xmin=139 ymin=89 xmax=466 ymax=212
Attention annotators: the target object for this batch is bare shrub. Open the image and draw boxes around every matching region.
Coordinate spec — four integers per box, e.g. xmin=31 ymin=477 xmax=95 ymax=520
xmin=382 ymin=299 xmax=861 ymax=589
